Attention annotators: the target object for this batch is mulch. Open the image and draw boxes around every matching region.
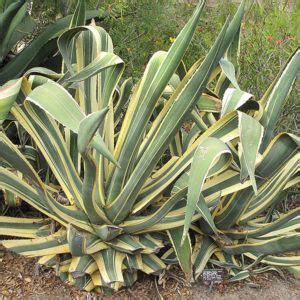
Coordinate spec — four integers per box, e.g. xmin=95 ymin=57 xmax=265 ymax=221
xmin=1 ymin=250 xmax=300 ymax=299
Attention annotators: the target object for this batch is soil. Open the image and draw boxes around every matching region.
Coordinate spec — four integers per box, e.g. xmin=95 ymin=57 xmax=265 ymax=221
xmin=0 ymin=251 xmax=299 ymax=299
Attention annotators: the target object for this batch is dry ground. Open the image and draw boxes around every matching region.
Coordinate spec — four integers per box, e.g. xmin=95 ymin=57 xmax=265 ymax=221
xmin=0 ymin=251 xmax=300 ymax=299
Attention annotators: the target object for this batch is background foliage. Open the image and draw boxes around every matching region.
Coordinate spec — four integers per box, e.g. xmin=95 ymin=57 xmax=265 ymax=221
xmin=31 ymin=0 xmax=299 ymax=133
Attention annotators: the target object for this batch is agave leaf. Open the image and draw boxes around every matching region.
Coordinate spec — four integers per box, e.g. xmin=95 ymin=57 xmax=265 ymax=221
xmin=220 ymin=0 xmax=245 ymax=55
xmin=123 ymin=271 xmax=138 ymax=288
xmin=141 ymin=253 xmax=166 ymax=274
xmin=114 ymin=78 xmax=133 ymax=123
xmin=111 ymin=1 xmax=245 ymax=223
xmin=182 ymin=137 xmax=232 ymax=243
xmin=0 ymin=10 xmax=104 ymax=84
xmin=139 ymin=234 xmax=164 ymax=254
xmin=25 ymin=81 xmax=117 ymax=165
xmin=108 ymin=1 xmax=207 ymax=202
xmin=0 ymin=132 xmax=43 ymax=184
xmin=0 ymin=78 xmax=22 ymax=121
xmin=1 ymin=230 xmax=69 ymax=257
xmin=78 ymin=107 xmax=109 ymax=154
xmin=74 ymin=275 xmax=94 ymax=291
xmin=0 ymin=167 xmax=94 ymax=233
xmin=26 ymin=81 xmax=85 ymax=133
xmin=0 ymin=216 xmax=48 ymax=238
xmin=121 ymin=188 xmax=187 ymax=234
xmin=69 ymin=255 xmax=98 ymax=275
xmin=58 ymin=24 xmax=123 ymax=168
xmin=240 ymin=154 xmax=299 ymax=223
xmin=197 ymin=93 xmax=222 ymax=113
xmin=238 ymin=112 xmax=264 ymax=194
xmin=215 ymin=21 xmax=241 ymax=96
xmin=245 ymin=253 xmax=300 ymax=267
xmin=228 ymin=270 xmax=250 ymax=282
xmin=68 ymin=52 xmax=123 ymax=83
xmin=0 ymin=0 xmax=28 ymax=62
xmin=137 ymin=57 xmax=205 ymax=160
xmin=214 ymin=133 xmax=299 ymax=229
xmin=219 ymin=58 xmax=240 ymax=90
xmin=223 ymin=208 xmax=300 ymax=239
xmin=221 ymin=88 xmax=253 ymax=116
xmin=107 ymin=17 xmax=234 ymax=224
xmin=136 ymin=111 xmax=241 ymax=217
xmin=256 ymin=133 xmax=299 ymax=179
xmin=67 ymin=224 xmax=89 ymax=256
xmin=81 ymin=152 xmax=111 ymax=224
xmin=70 ymin=26 xmax=114 ymax=114
xmin=222 ymin=234 xmax=300 ymax=255
xmin=106 ymin=235 xmax=145 ymax=254
xmin=58 ymin=25 xmax=111 ymax=77
xmin=69 ymin=0 xmax=86 ymax=28
xmin=6 ymin=13 xmax=35 ymax=57
xmin=3 ymin=187 xmax=22 ymax=207
xmin=169 ymin=135 xmax=182 ymax=159
xmin=132 ymin=157 xmax=180 ymax=215
xmin=0 ymin=128 xmax=96 ymax=233
xmin=259 ymin=48 xmax=300 ymax=150
xmin=11 ymin=103 xmax=85 ymax=208
xmin=0 ymin=167 xmax=52 ymax=217
xmin=193 ymin=236 xmax=219 ymax=279
xmin=24 ymin=67 xmax=62 ymax=79
xmin=168 ymin=227 xmax=192 ymax=275
xmin=138 ymin=207 xmax=202 ymax=233
xmin=93 ymin=249 xmax=125 ymax=284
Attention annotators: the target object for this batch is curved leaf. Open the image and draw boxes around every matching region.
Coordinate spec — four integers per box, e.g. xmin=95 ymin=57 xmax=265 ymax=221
xmin=182 ymin=137 xmax=232 ymax=243
xmin=0 ymin=77 xmax=22 ymax=121
xmin=238 ymin=112 xmax=263 ymax=194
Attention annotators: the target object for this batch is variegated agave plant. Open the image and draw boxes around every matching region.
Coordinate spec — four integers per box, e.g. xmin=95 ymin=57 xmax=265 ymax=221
xmin=0 ymin=0 xmax=299 ymax=294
